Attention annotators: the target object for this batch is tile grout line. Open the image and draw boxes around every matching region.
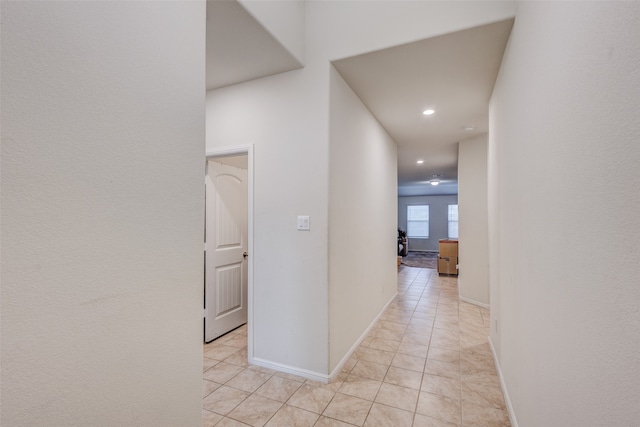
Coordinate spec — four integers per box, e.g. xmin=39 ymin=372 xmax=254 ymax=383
xmin=205 ymin=267 xmax=508 ymax=427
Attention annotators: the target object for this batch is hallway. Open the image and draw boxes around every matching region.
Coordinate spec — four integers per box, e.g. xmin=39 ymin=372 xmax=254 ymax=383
xmin=203 ymin=266 xmax=510 ymax=426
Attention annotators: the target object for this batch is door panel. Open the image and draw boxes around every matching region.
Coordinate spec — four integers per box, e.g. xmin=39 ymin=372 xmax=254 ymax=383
xmin=205 ymin=159 xmax=248 ymax=342
xmin=216 ymin=263 xmax=242 ymax=316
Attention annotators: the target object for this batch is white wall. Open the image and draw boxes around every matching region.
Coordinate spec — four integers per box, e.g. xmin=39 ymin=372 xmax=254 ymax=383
xmin=206 ymin=0 xmax=515 ymax=378
xmin=307 ymin=1 xmax=515 ymax=61
xmin=398 ymin=195 xmax=459 ymax=252
xmin=489 ymin=2 xmax=640 ymax=425
xmin=1 ymin=2 xmax=205 ymax=426
xmin=328 ymin=67 xmax=398 ymax=374
xmin=238 ymin=0 xmax=306 ymax=64
xmin=206 ymin=65 xmax=331 ymax=375
xmin=458 ymin=135 xmax=489 ymax=306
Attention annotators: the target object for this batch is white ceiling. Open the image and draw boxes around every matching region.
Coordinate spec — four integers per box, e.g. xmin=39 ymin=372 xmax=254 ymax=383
xmin=333 ymin=19 xmax=514 ymax=196
xmin=206 ymin=0 xmax=302 ymax=91
xmin=206 ymin=2 xmax=513 ymax=197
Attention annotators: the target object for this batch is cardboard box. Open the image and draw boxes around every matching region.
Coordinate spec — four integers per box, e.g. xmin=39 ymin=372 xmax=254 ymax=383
xmin=438 ymin=256 xmax=459 ymax=275
xmin=439 ymin=239 xmax=458 ymax=257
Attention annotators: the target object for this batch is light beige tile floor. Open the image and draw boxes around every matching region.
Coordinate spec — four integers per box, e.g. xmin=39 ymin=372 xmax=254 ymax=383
xmin=203 ymin=266 xmax=511 ymax=427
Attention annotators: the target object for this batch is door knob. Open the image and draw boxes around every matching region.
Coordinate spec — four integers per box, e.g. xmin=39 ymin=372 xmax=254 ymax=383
xmin=243 ymin=252 xmax=248 ymax=258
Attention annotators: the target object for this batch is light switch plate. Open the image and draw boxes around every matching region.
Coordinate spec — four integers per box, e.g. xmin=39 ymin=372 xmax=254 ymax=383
xmin=297 ymin=215 xmax=310 ymax=231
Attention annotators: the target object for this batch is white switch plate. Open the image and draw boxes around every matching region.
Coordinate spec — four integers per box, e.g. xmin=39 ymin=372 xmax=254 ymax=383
xmin=297 ymin=215 xmax=310 ymax=231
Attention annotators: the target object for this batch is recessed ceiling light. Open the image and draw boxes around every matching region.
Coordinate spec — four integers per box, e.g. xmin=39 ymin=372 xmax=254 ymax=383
xmin=422 ymin=109 xmax=435 ymax=116
xmin=416 ymin=160 xmax=424 ymax=164
xmin=430 ymin=180 xmax=440 ymax=186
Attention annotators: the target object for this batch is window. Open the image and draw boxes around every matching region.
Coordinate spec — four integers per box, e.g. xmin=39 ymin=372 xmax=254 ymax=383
xmin=448 ymin=204 xmax=459 ymax=239
xmin=407 ymin=205 xmax=429 ymax=238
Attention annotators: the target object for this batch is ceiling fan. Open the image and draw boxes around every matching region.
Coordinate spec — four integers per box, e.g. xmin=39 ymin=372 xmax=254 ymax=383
xmin=425 ymin=174 xmax=453 ymax=186
xmin=427 ymin=174 xmax=442 ymax=186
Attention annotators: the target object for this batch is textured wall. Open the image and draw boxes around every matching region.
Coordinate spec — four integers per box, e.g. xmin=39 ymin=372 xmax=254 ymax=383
xmin=458 ymin=136 xmax=489 ymax=306
xmin=206 ymin=62 xmax=331 ymax=375
xmin=489 ymin=2 xmax=640 ymax=425
xmin=328 ymin=67 xmax=398 ymax=374
xmin=1 ymin=2 xmax=205 ymax=425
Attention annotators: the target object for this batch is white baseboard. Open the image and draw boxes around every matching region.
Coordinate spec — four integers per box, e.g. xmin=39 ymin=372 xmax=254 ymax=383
xmin=488 ymin=336 xmax=519 ymax=427
xmin=459 ymin=295 xmax=490 ymax=309
xmin=250 ymin=357 xmax=331 ymax=384
xmin=327 ymin=292 xmax=398 ymax=382
xmin=247 ymin=292 xmax=398 ymax=385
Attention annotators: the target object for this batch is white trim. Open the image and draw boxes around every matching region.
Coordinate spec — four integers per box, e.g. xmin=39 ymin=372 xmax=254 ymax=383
xmin=251 ymin=358 xmax=331 ymax=384
xmin=206 ymin=145 xmax=252 ymax=158
xmin=250 ymin=293 xmax=398 ymax=384
xmin=327 ymin=292 xmax=398 ymax=382
xmin=206 ymin=145 xmax=254 ymax=364
xmin=489 ymin=336 xmax=519 ymax=427
xmin=459 ymin=295 xmax=490 ymax=309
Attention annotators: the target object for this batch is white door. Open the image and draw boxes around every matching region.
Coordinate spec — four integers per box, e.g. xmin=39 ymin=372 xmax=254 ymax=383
xmin=205 ymin=159 xmax=248 ymax=342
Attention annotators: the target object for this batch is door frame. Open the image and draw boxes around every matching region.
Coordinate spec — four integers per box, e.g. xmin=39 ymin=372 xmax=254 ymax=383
xmin=206 ymin=144 xmax=254 ymax=363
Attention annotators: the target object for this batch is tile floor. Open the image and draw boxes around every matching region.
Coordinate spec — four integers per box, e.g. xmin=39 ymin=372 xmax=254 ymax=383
xmin=203 ymin=266 xmax=511 ymax=427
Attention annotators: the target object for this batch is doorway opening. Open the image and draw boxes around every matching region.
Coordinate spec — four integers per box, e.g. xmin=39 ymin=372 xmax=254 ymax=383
xmin=204 ymin=146 xmax=254 ymax=363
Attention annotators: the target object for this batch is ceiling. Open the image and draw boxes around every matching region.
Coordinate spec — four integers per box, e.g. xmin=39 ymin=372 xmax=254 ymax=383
xmin=333 ymin=19 xmax=514 ymax=196
xmin=206 ymin=0 xmax=302 ymax=91
xmin=206 ymin=2 xmax=513 ymax=196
